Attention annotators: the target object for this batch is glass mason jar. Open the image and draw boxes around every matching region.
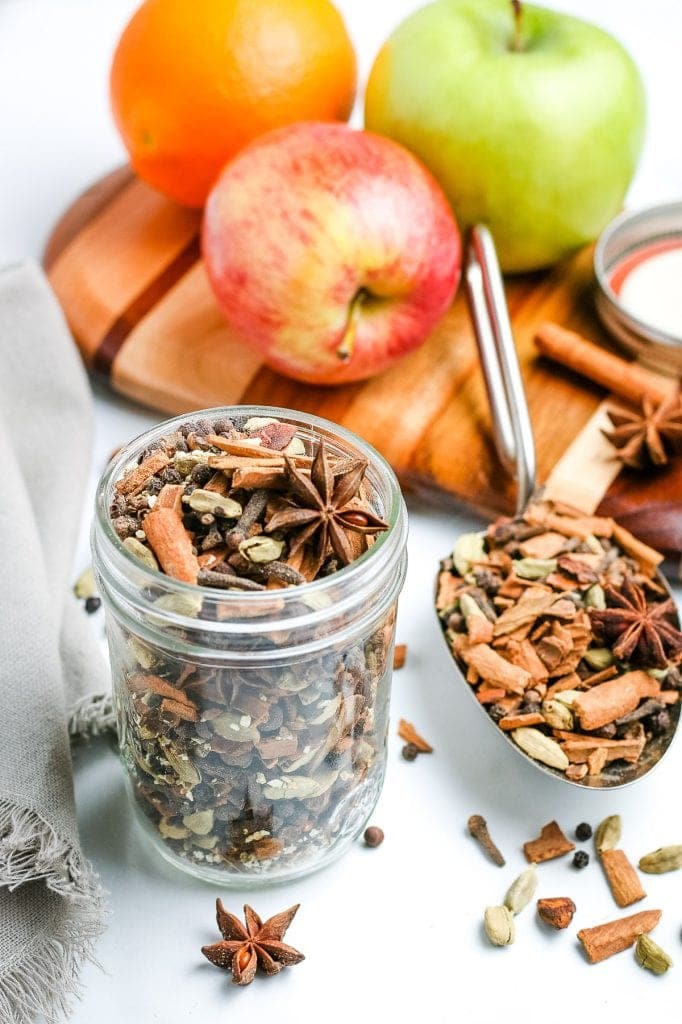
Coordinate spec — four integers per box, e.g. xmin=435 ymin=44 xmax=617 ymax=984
xmin=92 ymin=406 xmax=407 ymax=885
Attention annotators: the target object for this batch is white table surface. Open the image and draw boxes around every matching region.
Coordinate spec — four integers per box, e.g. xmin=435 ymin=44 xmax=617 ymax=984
xmin=2 ymin=1 xmax=682 ymax=1021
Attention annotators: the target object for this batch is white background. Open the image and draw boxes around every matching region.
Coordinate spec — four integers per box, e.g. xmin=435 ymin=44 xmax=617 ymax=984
xmin=2 ymin=1 xmax=682 ymax=1021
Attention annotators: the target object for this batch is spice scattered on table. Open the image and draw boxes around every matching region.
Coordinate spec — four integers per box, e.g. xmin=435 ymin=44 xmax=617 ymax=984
xmin=523 ymin=820 xmax=575 ymax=864
xmin=575 ymin=822 xmax=592 ymax=841
xmin=537 ymin=897 xmax=576 ymax=930
xmin=639 ymin=845 xmax=682 ymax=874
xmin=635 ymin=933 xmax=673 ymax=975
xmin=483 ymin=905 xmax=515 ymax=947
xmin=504 ymin=864 xmax=537 ymax=914
xmin=393 ymin=644 xmax=407 ymax=670
xmin=573 ymin=850 xmax=590 ymax=869
xmin=468 ymin=813 xmax=505 ymax=867
xmin=363 ymin=825 xmax=384 ymax=848
xmin=202 ymin=899 xmax=304 ymax=986
xmin=397 ymin=718 xmax=433 ymax=753
xmin=436 ymin=499 xmax=682 ymax=782
xmin=577 ymin=909 xmax=662 ymax=964
xmin=401 ymin=742 xmax=419 ymax=762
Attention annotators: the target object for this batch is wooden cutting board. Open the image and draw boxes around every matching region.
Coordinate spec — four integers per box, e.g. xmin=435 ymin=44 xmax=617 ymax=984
xmin=45 ymin=167 xmax=682 ymax=556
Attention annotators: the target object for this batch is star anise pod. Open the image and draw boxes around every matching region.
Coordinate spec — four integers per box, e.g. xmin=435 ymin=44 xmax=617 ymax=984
xmin=265 ymin=442 xmax=389 ymax=577
xmin=201 ymin=900 xmax=304 ymax=986
xmin=589 ymin=579 xmax=682 ymax=668
xmin=602 ymin=387 xmax=682 ymax=468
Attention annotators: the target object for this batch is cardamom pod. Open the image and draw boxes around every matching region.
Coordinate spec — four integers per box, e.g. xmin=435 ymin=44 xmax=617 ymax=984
xmin=512 ymin=558 xmax=557 ymax=580
xmin=542 ymin=699 xmax=574 ymax=730
xmin=122 ymin=536 xmax=159 ymax=571
xmin=595 ymin=814 xmax=622 ymax=852
xmin=511 ymin=727 xmax=569 ymax=771
xmin=459 ymin=593 xmax=485 ymax=618
xmin=484 ymin=905 xmax=515 ymax=946
xmin=635 ymin=933 xmax=673 ymax=974
xmin=453 ymin=532 xmax=486 ymax=576
xmin=73 ymin=566 xmax=97 ymax=600
xmin=585 ymin=583 xmax=606 ymax=610
xmin=239 ymin=535 xmax=285 ymax=563
xmin=583 ymin=647 xmax=615 ymax=670
xmin=186 ymin=489 xmax=242 ymax=518
xmin=153 ymin=592 xmax=202 ymax=618
xmin=504 ymin=865 xmax=537 ymax=914
xmin=639 ymin=845 xmax=682 ymax=874
xmin=182 ymin=810 xmax=214 ymax=835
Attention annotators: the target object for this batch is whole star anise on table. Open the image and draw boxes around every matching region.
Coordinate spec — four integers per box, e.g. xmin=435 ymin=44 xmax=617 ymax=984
xmin=265 ymin=442 xmax=389 ymax=577
xmin=602 ymin=387 xmax=682 ymax=469
xmin=202 ymin=900 xmax=304 ymax=986
xmin=589 ymin=579 xmax=682 ymax=668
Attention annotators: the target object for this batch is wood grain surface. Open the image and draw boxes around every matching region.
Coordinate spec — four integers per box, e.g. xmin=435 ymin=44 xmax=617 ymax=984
xmin=45 ymin=168 xmax=681 ymax=555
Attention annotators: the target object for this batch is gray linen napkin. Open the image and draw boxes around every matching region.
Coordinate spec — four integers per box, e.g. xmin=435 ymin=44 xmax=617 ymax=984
xmin=0 ymin=262 xmax=112 ymax=1023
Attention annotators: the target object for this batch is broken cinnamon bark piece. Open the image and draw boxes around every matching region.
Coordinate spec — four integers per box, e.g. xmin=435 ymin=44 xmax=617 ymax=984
xmin=397 ymin=719 xmax=433 ymax=753
xmin=572 ymin=671 xmax=659 ymax=731
xmin=115 ymin=450 xmax=170 ymax=496
xmin=143 ymin=507 xmax=199 ymax=584
xmin=577 ymin=909 xmax=661 ymax=963
xmin=523 ymin=820 xmax=575 ymax=863
xmin=600 ymin=849 xmax=647 ymax=908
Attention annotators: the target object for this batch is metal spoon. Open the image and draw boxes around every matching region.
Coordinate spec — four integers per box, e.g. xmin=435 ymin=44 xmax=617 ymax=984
xmin=436 ymin=224 xmax=681 ymax=788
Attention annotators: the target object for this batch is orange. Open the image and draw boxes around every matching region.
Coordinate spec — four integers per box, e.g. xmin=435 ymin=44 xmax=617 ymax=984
xmin=110 ymin=0 xmax=357 ymax=207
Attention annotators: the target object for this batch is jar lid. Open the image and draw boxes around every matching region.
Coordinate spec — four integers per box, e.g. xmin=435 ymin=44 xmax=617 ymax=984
xmin=594 ymin=200 xmax=682 ymax=375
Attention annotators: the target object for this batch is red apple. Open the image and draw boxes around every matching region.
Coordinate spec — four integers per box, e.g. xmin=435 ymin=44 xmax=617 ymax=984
xmin=202 ymin=122 xmax=461 ymax=385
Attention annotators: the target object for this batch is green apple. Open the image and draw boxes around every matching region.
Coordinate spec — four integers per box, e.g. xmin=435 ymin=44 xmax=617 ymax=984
xmin=365 ymin=0 xmax=645 ymax=272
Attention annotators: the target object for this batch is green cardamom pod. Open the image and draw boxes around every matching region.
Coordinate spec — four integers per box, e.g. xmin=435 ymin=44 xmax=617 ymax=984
xmin=484 ymin=905 xmax=515 ymax=946
xmin=583 ymin=647 xmax=615 ymax=670
xmin=453 ymin=532 xmax=486 ymax=576
xmin=511 ymin=727 xmax=569 ymax=771
xmin=504 ymin=865 xmax=537 ymax=915
xmin=186 ymin=489 xmax=242 ymax=518
xmin=635 ymin=933 xmax=673 ymax=974
xmin=542 ymin=699 xmax=574 ymax=731
xmin=595 ymin=814 xmax=622 ymax=852
xmin=459 ymin=593 xmax=485 ymax=619
xmin=122 ymin=536 xmax=159 ymax=571
xmin=73 ymin=566 xmax=97 ymax=600
xmin=239 ymin=535 xmax=285 ymax=563
xmin=585 ymin=583 xmax=606 ymax=609
xmin=639 ymin=845 xmax=682 ymax=874
xmin=512 ymin=558 xmax=557 ymax=580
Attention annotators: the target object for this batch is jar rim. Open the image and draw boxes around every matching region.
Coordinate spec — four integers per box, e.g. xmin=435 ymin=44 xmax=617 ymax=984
xmin=94 ymin=405 xmax=406 ymax=622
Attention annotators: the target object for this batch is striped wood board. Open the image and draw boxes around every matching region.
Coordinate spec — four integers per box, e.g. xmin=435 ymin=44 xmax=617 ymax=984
xmin=45 ymin=167 xmax=682 ymax=556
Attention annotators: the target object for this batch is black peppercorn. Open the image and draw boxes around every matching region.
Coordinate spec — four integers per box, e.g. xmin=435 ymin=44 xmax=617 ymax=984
xmin=488 ymin=703 xmax=507 ymax=723
xmin=401 ymin=742 xmax=419 ymax=762
xmin=363 ymin=826 xmax=384 ymax=848
xmin=575 ymin=822 xmax=592 ymax=842
xmin=84 ymin=596 xmax=101 ymax=614
xmin=573 ymin=850 xmax=589 ymax=869
xmin=649 ymin=710 xmax=671 ymax=737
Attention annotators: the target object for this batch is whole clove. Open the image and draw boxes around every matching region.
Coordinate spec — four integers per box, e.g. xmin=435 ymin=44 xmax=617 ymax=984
xmin=468 ymin=814 xmax=505 ymax=867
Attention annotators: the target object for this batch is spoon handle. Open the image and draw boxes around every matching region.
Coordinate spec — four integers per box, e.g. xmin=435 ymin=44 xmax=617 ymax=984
xmin=465 ymin=225 xmax=537 ymax=514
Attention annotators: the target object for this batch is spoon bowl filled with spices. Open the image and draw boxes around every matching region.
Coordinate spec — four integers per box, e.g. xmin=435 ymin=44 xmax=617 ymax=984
xmin=435 ymin=226 xmax=682 ymax=788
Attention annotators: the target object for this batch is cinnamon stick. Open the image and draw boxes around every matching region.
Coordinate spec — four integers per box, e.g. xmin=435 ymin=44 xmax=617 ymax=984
xmin=143 ymin=507 xmax=199 ymax=584
xmin=572 ymin=671 xmax=659 ymax=731
xmin=600 ymin=849 xmax=647 ymax=908
xmin=577 ymin=909 xmax=661 ymax=964
xmin=534 ymin=322 xmax=670 ymax=406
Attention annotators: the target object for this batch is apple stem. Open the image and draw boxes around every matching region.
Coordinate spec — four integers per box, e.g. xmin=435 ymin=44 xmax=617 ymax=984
xmin=337 ymin=288 xmax=368 ymax=362
xmin=510 ymin=0 xmax=523 ymax=52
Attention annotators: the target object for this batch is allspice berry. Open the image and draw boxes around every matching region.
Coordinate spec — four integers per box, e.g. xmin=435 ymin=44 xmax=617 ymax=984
xmin=363 ymin=826 xmax=384 ymax=848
